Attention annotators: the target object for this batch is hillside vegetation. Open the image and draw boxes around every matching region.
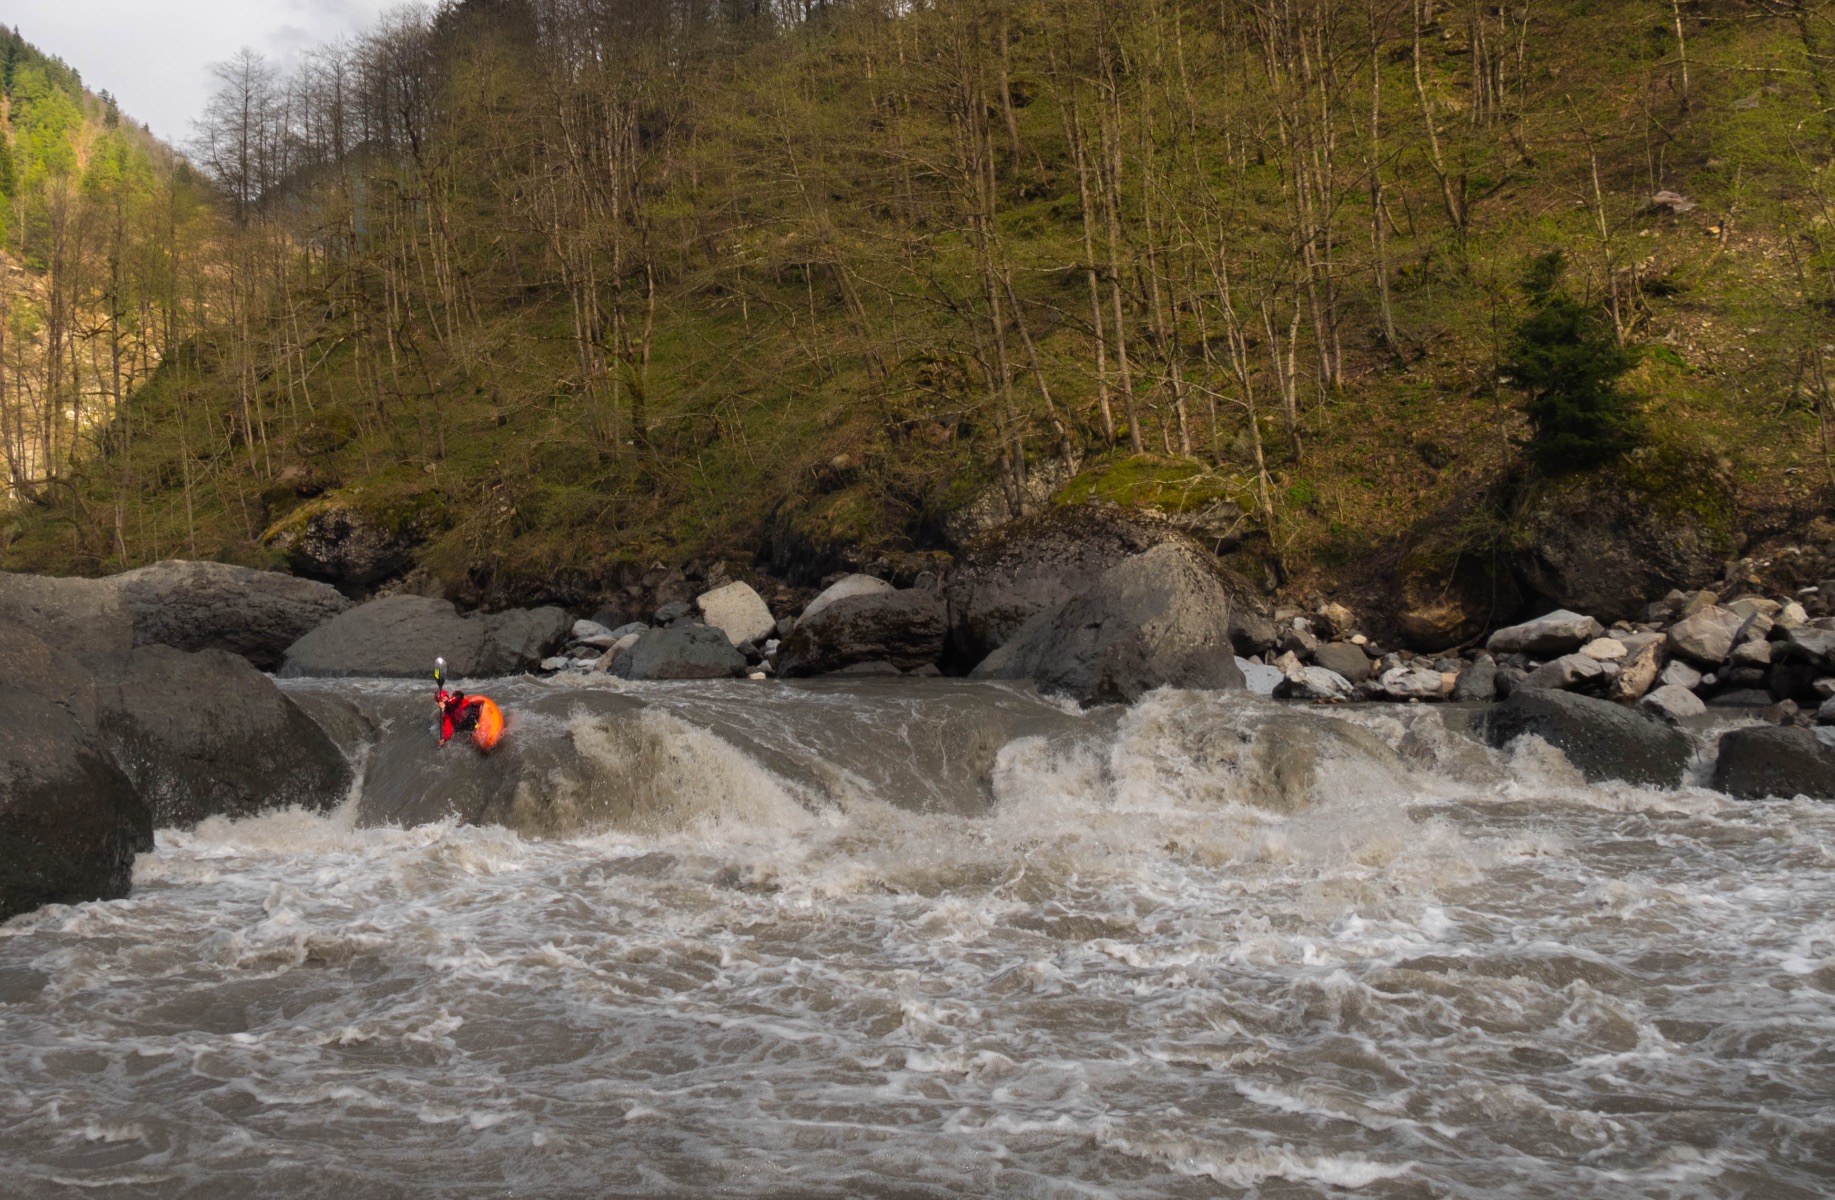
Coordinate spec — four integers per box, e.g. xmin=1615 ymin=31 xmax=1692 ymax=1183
xmin=3 ymin=0 xmax=1833 ymax=616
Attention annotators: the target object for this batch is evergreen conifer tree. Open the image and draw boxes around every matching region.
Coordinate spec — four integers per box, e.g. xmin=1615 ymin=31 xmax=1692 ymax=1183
xmin=1503 ymin=252 xmax=1644 ymax=472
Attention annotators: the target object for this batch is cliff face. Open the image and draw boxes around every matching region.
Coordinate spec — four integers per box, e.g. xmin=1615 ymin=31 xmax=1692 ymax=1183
xmin=3 ymin=2 xmax=1831 ymax=612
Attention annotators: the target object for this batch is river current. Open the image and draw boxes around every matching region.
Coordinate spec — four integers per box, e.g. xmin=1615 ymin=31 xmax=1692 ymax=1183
xmin=2 ymin=680 xmax=1831 ymax=1198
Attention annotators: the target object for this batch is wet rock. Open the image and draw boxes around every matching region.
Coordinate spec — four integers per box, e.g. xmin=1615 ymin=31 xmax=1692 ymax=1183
xmin=1275 ymin=666 xmax=1355 ymax=702
xmin=1705 ymin=689 xmax=1775 ymax=708
xmin=1712 ymin=726 xmax=1835 ymax=801
xmin=1639 ymin=683 xmax=1706 ymax=724
xmin=1523 ymin=654 xmax=1607 ymax=692
xmin=613 ymin=625 xmax=747 ymax=681
xmin=779 ymin=589 xmax=948 ymax=677
xmin=1313 ymin=642 xmax=1373 ymax=685
xmin=0 ymin=627 xmax=151 ymax=922
xmin=1608 ymin=642 xmax=1664 ymax=702
xmin=281 ymin=596 xmax=567 ymax=678
xmin=800 ymin=574 xmax=895 ymax=625
xmin=1451 ymin=656 xmax=1498 ymax=702
xmin=1667 ymin=606 xmax=1744 ymax=666
xmin=948 ymin=506 xmax=1272 ymax=662
xmin=1483 ymin=689 xmax=1691 ymax=787
xmin=696 ymin=581 xmax=777 ymax=648
xmin=1511 ymin=456 xmax=1735 ymax=623
xmin=1238 ymin=657 xmax=1284 ymax=697
xmin=110 ymin=560 xmax=351 ymax=670
xmin=96 ymin=646 xmax=351 ymax=828
xmin=1486 ymin=610 xmax=1604 ymax=658
xmin=971 ymin=541 xmax=1246 ymax=706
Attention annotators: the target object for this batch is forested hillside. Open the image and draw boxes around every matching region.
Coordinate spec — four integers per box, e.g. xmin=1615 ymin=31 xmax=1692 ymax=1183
xmin=3 ymin=0 xmax=1833 ymax=620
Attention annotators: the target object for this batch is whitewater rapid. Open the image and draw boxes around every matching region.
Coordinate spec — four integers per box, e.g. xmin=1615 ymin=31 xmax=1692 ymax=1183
xmin=2 ymin=682 xmax=1831 ymax=1198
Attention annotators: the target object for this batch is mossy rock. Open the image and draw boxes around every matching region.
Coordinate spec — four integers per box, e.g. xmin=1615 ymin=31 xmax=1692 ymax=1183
xmin=262 ymin=478 xmax=451 ymax=588
xmin=1511 ymin=445 xmax=1736 ymax=623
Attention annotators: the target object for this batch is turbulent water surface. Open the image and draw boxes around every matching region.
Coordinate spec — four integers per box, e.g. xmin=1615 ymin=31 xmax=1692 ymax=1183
xmin=2 ymin=680 xmax=1832 ymax=1198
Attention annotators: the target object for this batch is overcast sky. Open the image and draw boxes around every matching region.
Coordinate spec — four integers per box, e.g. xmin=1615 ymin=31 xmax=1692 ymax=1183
xmin=6 ymin=0 xmax=408 ymax=147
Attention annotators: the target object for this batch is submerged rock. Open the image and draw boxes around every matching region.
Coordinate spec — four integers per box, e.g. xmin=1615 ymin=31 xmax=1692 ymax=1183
xmin=1483 ymin=689 xmax=1691 ymax=788
xmin=1712 ymin=726 xmax=1835 ymax=800
xmin=972 ymin=541 xmax=1246 ymax=706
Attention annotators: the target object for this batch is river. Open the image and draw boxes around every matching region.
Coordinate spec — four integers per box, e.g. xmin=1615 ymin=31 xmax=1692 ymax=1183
xmin=2 ymin=680 xmax=1831 ymax=1198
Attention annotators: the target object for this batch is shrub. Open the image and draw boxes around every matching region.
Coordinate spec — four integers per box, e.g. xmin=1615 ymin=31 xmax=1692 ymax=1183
xmin=1503 ymin=252 xmax=1643 ymax=472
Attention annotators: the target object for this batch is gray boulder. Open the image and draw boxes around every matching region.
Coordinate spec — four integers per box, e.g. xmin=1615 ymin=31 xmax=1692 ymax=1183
xmin=971 ymin=542 xmax=1246 ymax=706
xmin=1781 ymin=625 xmax=1835 ymax=667
xmin=1313 ymin=642 xmax=1373 ymax=685
xmin=1523 ymin=653 xmax=1607 ymax=692
xmin=1486 ymin=610 xmax=1604 ymax=658
xmin=779 ymin=589 xmax=948 ymax=677
xmin=281 ymin=596 xmax=567 ymax=678
xmin=0 ymin=571 xmax=131 ymax=664
xmin=1238 ymin=657 xmax=1284 ymax=697
xmin=1712 ymin=726 xmax=1835 ymax=800
xmin=613 ymin=625 xmax=747 ymax=681
xmin=1667 ymin=606 xmax=1744 ymax=666
xmin=1381 ymin=665 xmax=1448 ymax=701
xmin=96 ymin=646 xmax=352 ymax=828
xmin=1451 ymin=656 xmax=1498 ymax=702
xmin=1639 ymin=683 xmax=1707 ymax=724
xmin=1658 ymin=659 xmax=1704 ymax=691
xmin=948 ymin=506 xmax=1272 ymax=662
xmin=111 ymin=560 xmax=350 ymax=670
xmin=801 ymin=574 xmax=896 ymax=625
xmin=0 ymin=627 xmax=150 ymax=922
xmin=1484 ymin=689 xmax=1692 ymax=787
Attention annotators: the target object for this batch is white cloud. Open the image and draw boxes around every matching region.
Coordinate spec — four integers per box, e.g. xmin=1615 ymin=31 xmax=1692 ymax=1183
xmin=5 ymin=0 xmax=404 ymax=144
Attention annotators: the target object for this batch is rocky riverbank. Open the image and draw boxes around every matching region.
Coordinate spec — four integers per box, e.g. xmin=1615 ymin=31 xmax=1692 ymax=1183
xmin=9 ymin=505 xmax=1835 ymax=923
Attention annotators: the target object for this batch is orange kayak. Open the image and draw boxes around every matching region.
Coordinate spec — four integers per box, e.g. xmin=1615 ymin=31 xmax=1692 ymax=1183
xmin=470 ymin=697 xmax=505 ymax=752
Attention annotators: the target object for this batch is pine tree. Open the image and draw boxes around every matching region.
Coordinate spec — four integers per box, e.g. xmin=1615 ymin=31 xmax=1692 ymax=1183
xmin=1504 ymin=252 xmax=1644 ymax=472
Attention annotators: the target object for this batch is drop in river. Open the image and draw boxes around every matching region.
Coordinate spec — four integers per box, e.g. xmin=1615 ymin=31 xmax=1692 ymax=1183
xmin=2 ymin=679 xmax=1832 ymax=1198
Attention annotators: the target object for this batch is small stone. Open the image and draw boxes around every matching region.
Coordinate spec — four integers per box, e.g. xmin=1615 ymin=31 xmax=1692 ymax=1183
xmin=1667 ymin=606 xmax=1744 ymax=666
xmin=1275 ymin=666 xmax=1356 ymax=702
xmin=653 ymin=600 xmax=693 ymax=624
xmin=539 ymin=656 xmax=568 ymax=672
xmin=1381 ymin=665 xmax=1446 ymax=701
xmin=1659 ymin=660 xmax=1703 ymax=691
xmin=1451 ymin=657 xmax=1498 ymax=702
xmin=1487 ymin=610 xmax=1605 ymax=657
xmin=1678 ymin=590 xmax=1720 ymax=619
xmin=1317 ymin=602 xmax=1356 ymax=637
xmin=1524 ymin=654 xmax=1607 ymax=691
xmin=1818 ymin=695 xmax=1835 ymax=725
xmin=1609 ymin=642 xmax=1663 ymax=702
xmin=572 ymin=618 xmax=615 ymax=643
xmin=1776 ymin=603 xmax=1810 ymax=631
xmin=1579 ymin=637 xmax=1628 ymax=662
xmin=1731 ymin=639 xmax=1774 ymax=668
xmin=1273 ymin=650 xmax=1305 ymax=677
xmin=1350 ymin=634 xmax=1369 ymax=646
xmin=748 ymin=671 xmax=768 ymax=681
xmin=1641 ymin=684 xmax=1707 ymax=724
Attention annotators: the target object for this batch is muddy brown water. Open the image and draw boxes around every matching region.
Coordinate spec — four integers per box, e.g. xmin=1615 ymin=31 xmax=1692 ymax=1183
xmin=2 ymin=680 xmax=1830 ymax=1198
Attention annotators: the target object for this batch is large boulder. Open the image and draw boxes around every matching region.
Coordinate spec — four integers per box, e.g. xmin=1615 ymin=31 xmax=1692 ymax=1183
xmin=112 ymin=559 xmax=351 ymax=669
xmin=1712 ymin=726 xmax=1835 ymax=800
xmin=779 ymin=589 xmax=948 ymax=676
xmin=281 ymin=596 xmax=567 ymax=678
xmin=696 ymin=581 xmax=777 ymax=647
xmin=0 ymin=570 xmax=131 ymax=664
xmin=949 ymin=506 xmax=1273 ymax=662
xmin=0 ymin=627 xmax=151 ymax=922
xmin=972 ymin=541 xmax=1247 ymax=706
xmin=1511 ymin=453 xmax=1737 ymax=624
xmin=800 ymin=574 xmax=896 ymax=625
xmin=613 ymin=625 xmax=748 ymax=681
xmin=1313 ymin=642 xmax=1373 ymax=685
xmin=1483 ymin=688 xmax=1692 ymax=787
xmin=265 ymin=496 xmax=440 ymax=587
xmin=1486 ymin=610 xmax=1604 ymax=657
xmin=96 ymin=646 xmax=352 ymax=828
